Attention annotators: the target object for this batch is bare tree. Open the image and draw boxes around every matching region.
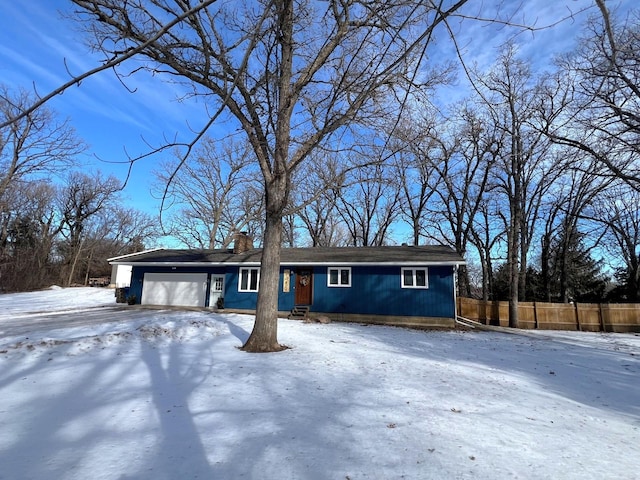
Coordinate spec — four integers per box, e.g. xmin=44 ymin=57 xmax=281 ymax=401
xmin=0 ymin=181 xmax=59 ymax=291
xmin=538 ymin=154 xmax=610 ymax=302
xmin=543 ymin=3 xmax=640 ymax=189
xmin=103 ymin=206 xmax=160 ymax=256
xmin=335 ymin=162 xmax=400 ymax=247
xmin=589 ymin=184 xmax=640 ymax=302
xmin=469 ymin=197 xmax=504 ymax=301
xmin=291 ymin=153 xmax=349 ymax=247
xmin=157 ymin=138 xmax=264 ymax=249
xmin=421 ymin=104 xmax=500 ymax=296
xmin=388 ymin=116 xmax=439 ymax=247
xmin=78 ymin=206 xmax=160 ymax=284
xmin=57 ymin=171 xmax=122 ymax=286
xmin=0 ymin=172 xmax=158 ymax=291
xmin=0 ymin=86 xmax=83 ymax=210
xmin=42 ymin=0 xmax=470 ymax=351
xmin=474 ymin=44 xmax=556 ymax=327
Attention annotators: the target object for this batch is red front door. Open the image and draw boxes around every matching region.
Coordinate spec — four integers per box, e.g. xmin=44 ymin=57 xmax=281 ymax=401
xmin=295 ymin=268 xmax=313 ymax=305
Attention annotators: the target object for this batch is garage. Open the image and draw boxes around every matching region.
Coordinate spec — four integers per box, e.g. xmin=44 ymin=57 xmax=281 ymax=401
xmin=141 ymin=272 xmax=208 ymax=307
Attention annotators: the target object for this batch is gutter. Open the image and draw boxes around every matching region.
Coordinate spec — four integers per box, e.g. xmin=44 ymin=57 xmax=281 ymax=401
xmin=109 ymin=260 xmax=467 ymax=267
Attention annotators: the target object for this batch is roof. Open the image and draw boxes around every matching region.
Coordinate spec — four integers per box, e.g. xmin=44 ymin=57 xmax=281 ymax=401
xmin=109 ymin=245 xmax=465 ymax=266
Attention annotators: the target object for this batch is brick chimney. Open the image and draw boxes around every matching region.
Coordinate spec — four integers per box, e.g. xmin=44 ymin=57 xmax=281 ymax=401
xmin=233 ymin=231 xmax=253 ymax=254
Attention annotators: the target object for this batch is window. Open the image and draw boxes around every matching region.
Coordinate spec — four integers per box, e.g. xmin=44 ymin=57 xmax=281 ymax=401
xmin=213 ymin=276 xmax=224 ymax=292
xmin=328 ymin=267 xmax=351 ymax=287
xmin=401 ymin=267 xmax=429 ymax=289
xmin=239 ymin=267 xmax=260 ymax=292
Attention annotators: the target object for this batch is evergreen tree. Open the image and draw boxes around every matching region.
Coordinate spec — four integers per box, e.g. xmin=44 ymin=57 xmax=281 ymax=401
xmin=545 ymin=227 xmax=607 ymax=303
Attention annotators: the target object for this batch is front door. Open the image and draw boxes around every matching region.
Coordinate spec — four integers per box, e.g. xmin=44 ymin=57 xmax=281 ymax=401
xmin=209 ymin=275 xmax=224 ymax=309
xmin=295 ymin=268 xmax=313 ymax=305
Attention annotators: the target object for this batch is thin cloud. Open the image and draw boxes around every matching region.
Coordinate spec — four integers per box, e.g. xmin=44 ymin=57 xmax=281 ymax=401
xmin=441 ymin=0 xmax=601 ymax=72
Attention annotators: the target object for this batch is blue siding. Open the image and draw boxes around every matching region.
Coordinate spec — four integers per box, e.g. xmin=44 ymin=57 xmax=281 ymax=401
xmin=277 ymin=267 xmax=296 ymax=312
xmin=224 ymin=268 xmax=259 ymax=310
xmin=130 ymin=264 xmax=456 ymax=318
xmin=309 ymin=265 xmax=455 ymax=318
xmin=129 ymin=267 xmax=144 ymax=301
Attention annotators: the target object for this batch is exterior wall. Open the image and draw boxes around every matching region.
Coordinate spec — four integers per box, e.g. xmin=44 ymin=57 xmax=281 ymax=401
xmin=223 ymin=268 xmax=259 ymax=310
xmin=277 ymin=267 xmax=296 ymax=311
xmin=130 ymin=264 xmax=457 ymax=319
xmin=129 ymin=267 xmax=145 ymax=301
xmin=278 ymin=264 xmax=456 ymax=319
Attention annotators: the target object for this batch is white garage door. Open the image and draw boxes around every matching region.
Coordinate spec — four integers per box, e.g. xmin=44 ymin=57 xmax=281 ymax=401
xmin=141 ymin=272 xmax=208 ymax=307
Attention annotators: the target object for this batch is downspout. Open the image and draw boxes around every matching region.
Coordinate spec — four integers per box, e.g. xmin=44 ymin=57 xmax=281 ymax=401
xmin=454 ymin=264 xmax=459 ymax=321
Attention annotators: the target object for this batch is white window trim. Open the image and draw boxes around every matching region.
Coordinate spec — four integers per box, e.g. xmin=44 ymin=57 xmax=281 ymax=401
xmin=401 ymin=267 xmax=429 ymax=289
xmin=238 ymin=267 xmax=260 ymax=292
xmin=327 ymin=267 xmax=352 ymax=287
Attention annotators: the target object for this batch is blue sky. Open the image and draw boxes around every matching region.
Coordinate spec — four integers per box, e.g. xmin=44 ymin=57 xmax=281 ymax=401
xmin=0 ymin=0 xmax=632 ymax=244
xmin=0 ymin=1 xmax=216 ymax=218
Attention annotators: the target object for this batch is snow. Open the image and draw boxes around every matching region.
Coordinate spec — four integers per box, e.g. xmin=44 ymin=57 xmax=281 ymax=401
xmin=1 ymin=288 xmax=639 ymax=480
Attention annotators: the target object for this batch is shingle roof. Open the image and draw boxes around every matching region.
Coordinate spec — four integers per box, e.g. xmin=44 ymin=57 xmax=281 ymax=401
xmin=109 ymin=245 xmax=465 ymax=265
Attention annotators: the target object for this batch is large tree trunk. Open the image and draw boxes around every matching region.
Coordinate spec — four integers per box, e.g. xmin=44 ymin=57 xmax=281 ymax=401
xmin=243 ymin=172 xmax=290 ymax=352
xmin=508 ymin=193 xmax=519 ymax=326
xmin=540 ymin=232 xmax=551 ymax=302
xmin=630 ymin=259 xmax=640 ymax=302
xmin=508 ymin=236 xmax=520 ymax=328
xmin=457 ymin=264 xmax=471 ymax=297
xmin=242 ymin=209 xmax=286 ymax=352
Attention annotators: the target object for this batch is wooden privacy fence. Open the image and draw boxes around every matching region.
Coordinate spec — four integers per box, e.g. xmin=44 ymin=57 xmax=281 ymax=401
xmin=457 ymin=297 xmax=640 ymax=333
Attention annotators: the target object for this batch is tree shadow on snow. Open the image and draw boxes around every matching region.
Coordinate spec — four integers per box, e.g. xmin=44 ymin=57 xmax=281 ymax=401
xmin=214 ymin=314 xmax=251 ymax=344
xmin=354 ymin=323 xmax=640 ymax=420
xmin=139 ymin=339 xmax=216 ymax=479
xmin=0 ymin=330 xmax=221 ymax=480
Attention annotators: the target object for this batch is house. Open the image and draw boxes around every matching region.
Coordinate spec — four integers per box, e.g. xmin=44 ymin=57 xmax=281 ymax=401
xmin=108 ymin=234 xmax=465 ymax=328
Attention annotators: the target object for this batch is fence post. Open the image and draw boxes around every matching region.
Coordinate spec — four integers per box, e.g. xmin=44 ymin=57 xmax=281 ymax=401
xmin=533 ymin=302 xmax=539 ymax=329
xmin=574 ymin=302 xmax=581 ymax=331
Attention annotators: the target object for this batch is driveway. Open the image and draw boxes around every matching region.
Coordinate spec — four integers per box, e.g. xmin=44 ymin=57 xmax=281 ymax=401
xmin=0 ymin=305 xmax=157 ymax=338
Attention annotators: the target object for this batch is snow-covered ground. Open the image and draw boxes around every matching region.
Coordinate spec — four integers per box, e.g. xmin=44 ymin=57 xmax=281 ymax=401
xmin=0 ymin=287 xmax=638 ymax=480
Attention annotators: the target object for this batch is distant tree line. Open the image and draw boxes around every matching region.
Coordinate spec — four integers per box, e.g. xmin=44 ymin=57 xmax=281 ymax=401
xmin=0 ymin=88 xmax=158 ymax=292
